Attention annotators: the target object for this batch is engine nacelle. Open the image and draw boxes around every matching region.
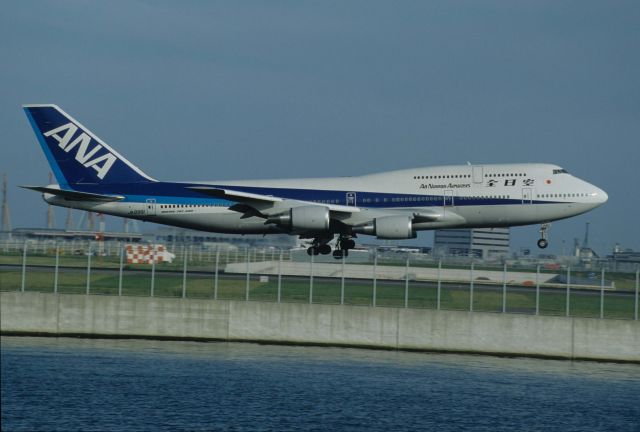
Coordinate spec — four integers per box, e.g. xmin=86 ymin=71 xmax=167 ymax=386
xmin=353 ymin=215 xmax=416 ymax=239
xmin=269 ymin=205 xmax=330 ymax=232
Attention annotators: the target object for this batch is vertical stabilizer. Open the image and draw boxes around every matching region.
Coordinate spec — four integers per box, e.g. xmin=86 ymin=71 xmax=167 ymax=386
xmin=23 ymin=104 xmax=156 ymax=187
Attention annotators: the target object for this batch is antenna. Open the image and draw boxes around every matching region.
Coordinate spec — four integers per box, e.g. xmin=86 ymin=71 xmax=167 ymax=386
xmin=1 ymin=174 xmax=11 ymax=237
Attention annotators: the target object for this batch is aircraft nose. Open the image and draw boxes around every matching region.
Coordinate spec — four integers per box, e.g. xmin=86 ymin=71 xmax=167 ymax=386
xmin=593 ymin=186 xmax=608 ymax=205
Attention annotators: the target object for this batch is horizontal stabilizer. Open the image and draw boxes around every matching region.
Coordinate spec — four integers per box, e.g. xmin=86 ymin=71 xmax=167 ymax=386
xmin=20 ymin=185 xmax=124 ymax=202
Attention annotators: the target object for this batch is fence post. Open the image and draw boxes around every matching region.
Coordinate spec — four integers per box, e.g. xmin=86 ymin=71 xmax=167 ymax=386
xmin=600 ymin=267 xmax=605 ymax=319
xmin=404 ymin=256 xmax=409 ymax=308
xmin=535 ymin=264 xmax=540 ymax=316
xmin=340 ymin=253 xmax=345 ymax=305
xmin=214 ymin=250 xmax=219 ymax=300
xmin=21 ymin=241 xmax=27 ymax=292
xmin=86 ymin=243 xmax=92 ymax=295
xmin=372 ymin=250 xmax=377 ymax=307
xmin=309 ymin=251 xmax=314 ymax=304
xmin=566 ymin=266 xmax=571 ymax=317
xmin=436 ymin=260 xmax=441 ymax=310
xmin=150 ymin=248 xmax=156 ymax=297
xmin=182 ymin=245 xmax=187 ymax=299
xmin=245 ymin=248 xmax=250 ymax=301
xmin=277 ymin=250 xmax=282 ymax=303
xmin=54 ymin=244 xmax=60 ymax=294
xmin=502 ymin=262 xmax=507 ymax=313
xmin=118 ymin=243 xmax=124 ymax=296
xmin=469 ymin=262 xmax=474 ymax=312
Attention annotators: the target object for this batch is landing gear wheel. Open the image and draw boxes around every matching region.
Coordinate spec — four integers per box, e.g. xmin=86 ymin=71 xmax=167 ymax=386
xmin=333 ymin=249 xmax=349 ymax=259
xmin=337 ymin=236 xmax=355 ymax=250
xmin=306 ymin=247 xmax=314 ymax=256
xmin=537 ymin=223 xmax=550 ymax=249
xmin=319 ymin=244 xmax=332 ymax=255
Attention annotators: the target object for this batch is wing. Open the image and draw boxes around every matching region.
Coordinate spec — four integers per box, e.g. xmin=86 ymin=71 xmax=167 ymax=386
xmin=187 ymin=186 xmax=361 ymax=215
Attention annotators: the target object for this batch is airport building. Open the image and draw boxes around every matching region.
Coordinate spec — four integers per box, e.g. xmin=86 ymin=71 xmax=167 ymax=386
xmin=433 ymin=228 xmax=510 ymax=260
xmin=607 ymin=245 xmax=640 ymax=272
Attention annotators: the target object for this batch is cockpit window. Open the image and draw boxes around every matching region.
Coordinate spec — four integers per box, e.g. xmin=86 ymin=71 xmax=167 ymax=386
xmin=553 ymin=169 xmax=569 ymax=174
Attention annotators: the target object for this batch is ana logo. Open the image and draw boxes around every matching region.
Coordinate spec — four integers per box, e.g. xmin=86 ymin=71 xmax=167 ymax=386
xmin=44 ymin=122 xmax=116 ymax=180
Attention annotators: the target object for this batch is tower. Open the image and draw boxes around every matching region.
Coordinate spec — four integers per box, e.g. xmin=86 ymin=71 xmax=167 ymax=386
xmin=583 ymin=222 xmax=590 ymax=249
xmin=87 ymin=211 xmax=95 ymax=231
xmin=65 ymin=208 xmax=73 ymax=231
xmin=46 ymin=173 xmax=55 ymax=229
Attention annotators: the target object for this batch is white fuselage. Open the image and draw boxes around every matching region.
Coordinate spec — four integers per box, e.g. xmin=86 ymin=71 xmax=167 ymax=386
xmin=44 ymin=163 xmax=607 ymax=236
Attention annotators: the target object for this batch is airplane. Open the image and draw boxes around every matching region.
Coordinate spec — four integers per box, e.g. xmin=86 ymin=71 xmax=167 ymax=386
xmin=21 ymin=104 xmax=608 ymax=258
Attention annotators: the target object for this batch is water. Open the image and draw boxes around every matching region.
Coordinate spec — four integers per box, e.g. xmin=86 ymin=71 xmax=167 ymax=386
xmin=2 ymin=337 xmax=639 ymax=432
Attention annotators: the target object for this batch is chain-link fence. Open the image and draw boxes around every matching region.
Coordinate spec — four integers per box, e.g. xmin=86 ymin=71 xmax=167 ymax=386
xmin=1 ymin=240 xmax=638 ymax=320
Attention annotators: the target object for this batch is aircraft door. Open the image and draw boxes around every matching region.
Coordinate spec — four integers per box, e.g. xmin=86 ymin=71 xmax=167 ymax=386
xmin=346 ymin=192 xmax=357 ymax=206
xmin=443 ymin=190 xmax=454 ymax=209
xmin=522 ymin=188 xmax=533 ymax=204
xmin=472 ymin=166 xmax=484 ymax=184
xmin=146 ymin=198 xmax=157 ymax=216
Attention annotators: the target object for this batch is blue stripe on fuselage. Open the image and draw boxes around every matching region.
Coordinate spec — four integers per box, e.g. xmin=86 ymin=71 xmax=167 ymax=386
xmin=69 ymin=181 xmax=562 ymax=208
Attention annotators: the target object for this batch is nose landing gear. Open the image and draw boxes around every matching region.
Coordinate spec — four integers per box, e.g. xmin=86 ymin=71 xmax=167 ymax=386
xmin=537 ymin=223 xmax=550 ymax=249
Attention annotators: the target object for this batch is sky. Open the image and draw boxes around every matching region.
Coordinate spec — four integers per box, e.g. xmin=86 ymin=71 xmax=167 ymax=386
xmin=1 ymin=0 xmax=639 ymax=255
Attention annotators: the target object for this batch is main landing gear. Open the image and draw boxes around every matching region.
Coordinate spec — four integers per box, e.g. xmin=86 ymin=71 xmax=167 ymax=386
xmin=305 ymin=235 xmax=356 ymax=259
xmin=306 ymin=237 xmax=332 ymax=256
xmin=537 ymin=223 xmax=550 ymax=249
xmin=332 ymin=236 xmax=356 ymax=259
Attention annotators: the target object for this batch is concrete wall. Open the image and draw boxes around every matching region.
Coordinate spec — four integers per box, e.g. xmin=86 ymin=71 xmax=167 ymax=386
xmin=2 ymin=292 xmax=638 ymax=362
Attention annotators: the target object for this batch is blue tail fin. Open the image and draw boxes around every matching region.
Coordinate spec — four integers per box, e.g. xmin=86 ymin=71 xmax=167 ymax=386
xmin=23 ymin=104 xmax=155 ymax=187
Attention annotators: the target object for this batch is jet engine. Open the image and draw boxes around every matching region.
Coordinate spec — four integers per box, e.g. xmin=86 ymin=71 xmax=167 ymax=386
xmin=352 ymin=215 xmax=416 ymax=239
xmin=267 ymin=206 xmax=330 ymax=232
